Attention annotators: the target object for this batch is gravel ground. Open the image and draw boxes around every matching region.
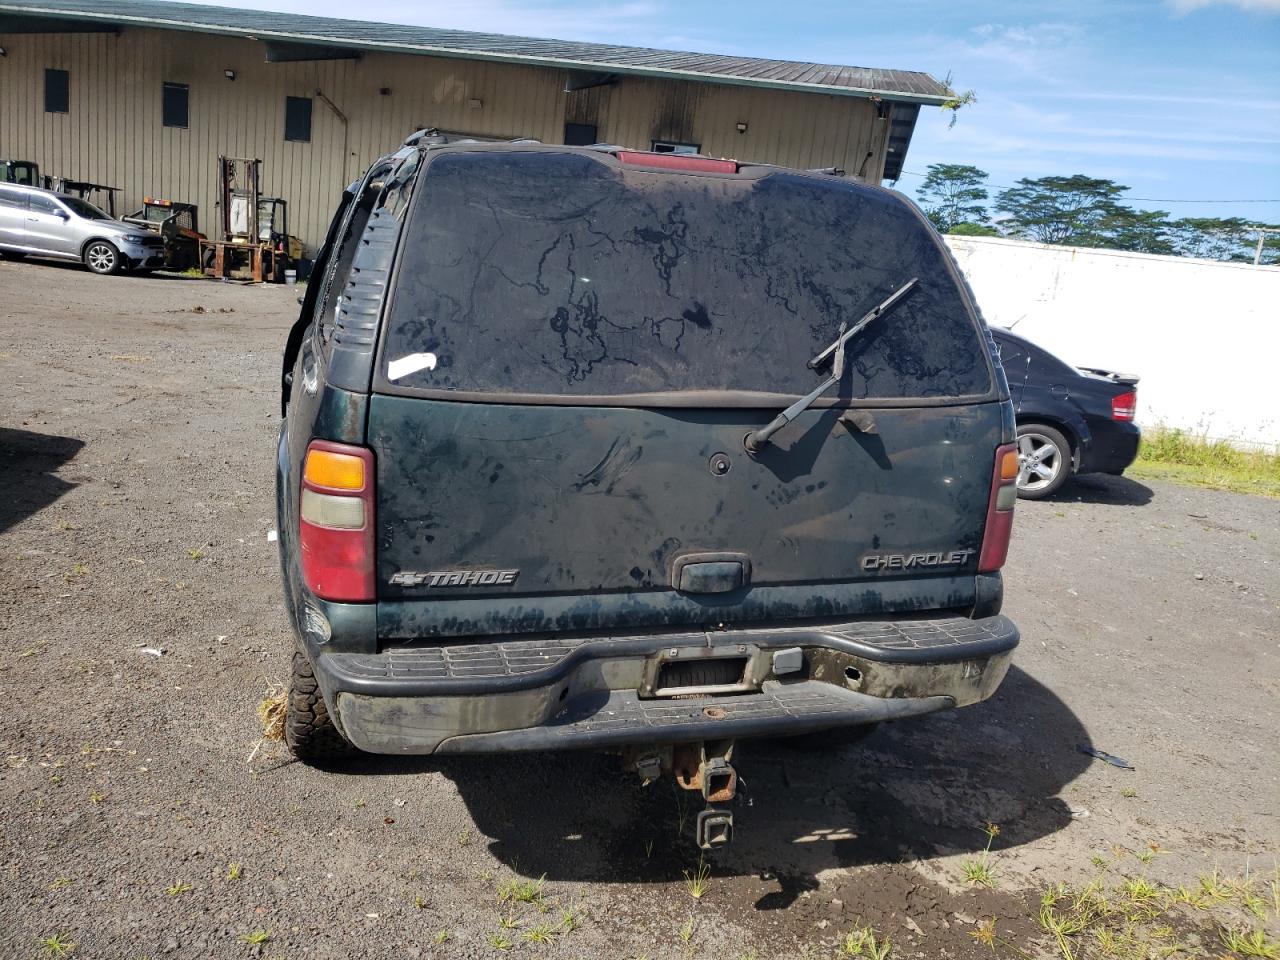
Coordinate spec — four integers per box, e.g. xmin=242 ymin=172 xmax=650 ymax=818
xmin=0 ymin=260 xmax=1276 ymax=960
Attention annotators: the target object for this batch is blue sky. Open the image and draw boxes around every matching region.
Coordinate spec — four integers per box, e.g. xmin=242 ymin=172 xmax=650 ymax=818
xmin=214 ymin=0 xmax=1280 ymax=223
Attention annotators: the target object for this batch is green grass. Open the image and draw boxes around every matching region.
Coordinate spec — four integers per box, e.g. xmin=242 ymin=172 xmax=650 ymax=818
xmin=497 ymin=873 xmax=545 ymax=905
xmin=522 ymin=922 xmax=557 ymax=944
xmin=37 ymin=933 xmax=77 ymax=957
xmin=487 ymin=932 xmax=514 ymax=950
xmin=1222 ymin=926 xmax=1280 ymax=958
xmin=683 ymin=856 xmax=711 ymax=900
xmin=960 ymin=822 xmax=1001 ymax=888
xmin=558 ymin=904 xmax=584 ymax=934
xmin=1130 ymin=428 xmax=1280 ymax=498
xmin=840 ymin=923 xmax=892 ymax=959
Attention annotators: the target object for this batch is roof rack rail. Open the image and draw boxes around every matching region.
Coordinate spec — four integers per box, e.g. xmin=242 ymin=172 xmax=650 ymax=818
xmin=403 ymin=127 xmax=443 ymax=147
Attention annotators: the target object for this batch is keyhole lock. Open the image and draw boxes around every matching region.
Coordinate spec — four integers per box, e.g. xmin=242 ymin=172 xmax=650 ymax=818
xmin=709 ymin=453 xmax=732 ymax=476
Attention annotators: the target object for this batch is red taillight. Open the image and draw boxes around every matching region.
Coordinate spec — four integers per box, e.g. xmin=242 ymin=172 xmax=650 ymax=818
xmin=299 ymin=440 xmax=375 ymax=602
xmin=616 ymin=151 xmax=737 ymax=174
xmin=978 ymin=443 xmax=1018 ymax=573
xmin=1111 ymin=391 xmax=1137 ymax=421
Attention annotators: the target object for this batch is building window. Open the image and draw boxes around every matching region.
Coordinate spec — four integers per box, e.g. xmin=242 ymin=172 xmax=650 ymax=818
xmin=44 ymin=68 xmax=69 ymax=114
xmin=651 ymin=140 xmax=700 ymax=155
xmin=162 ymin=82 xmax=189 ymax=128
xmin=285 ymin=96 xmax=312 ymax=143
xmin=564 ymin=122 xmax=598 ymax=146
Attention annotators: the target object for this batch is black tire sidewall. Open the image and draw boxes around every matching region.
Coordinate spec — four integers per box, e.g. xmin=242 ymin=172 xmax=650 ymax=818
xmin=84 ymin=241 xmax=120 ymax=275
xmin=1015 ymin=422 xmax=1072 ymax=499
xmin=285 ymin=650 xmax=355 ymax=764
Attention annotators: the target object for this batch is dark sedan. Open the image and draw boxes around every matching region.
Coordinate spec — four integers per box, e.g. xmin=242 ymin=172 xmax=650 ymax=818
xmin=991 ymin=328 xmax=1141 ymax=499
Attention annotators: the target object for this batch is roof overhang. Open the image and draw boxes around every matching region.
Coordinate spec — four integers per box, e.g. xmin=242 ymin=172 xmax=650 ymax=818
xmin=882 ymin=103 xmax=920 ymax=181
xmin=0 ymin=2 xmax=956 ymax=106
xmin=0 ymin=10 xmax=115 ymax=31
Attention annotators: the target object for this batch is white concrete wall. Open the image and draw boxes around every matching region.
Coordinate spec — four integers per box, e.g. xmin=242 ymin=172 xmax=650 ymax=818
xmin=943 ymin=235 xmax=1280 ymax=451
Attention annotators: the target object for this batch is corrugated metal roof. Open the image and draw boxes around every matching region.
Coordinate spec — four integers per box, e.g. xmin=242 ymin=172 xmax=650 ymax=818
xmin=0 ymin=0 xmax=955 ymax=104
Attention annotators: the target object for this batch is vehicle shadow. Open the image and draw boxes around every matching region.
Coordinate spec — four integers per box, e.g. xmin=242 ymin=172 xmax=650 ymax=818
xmin=0 ymin=258 xmax=201 ymax=280
xmin=0 ymin=427 xmax=85 ymax=534
xmin=1051 ymin=473 xmax=1154 ymax=506
xmin=347 ymin=665 xmax=1088 ymax=901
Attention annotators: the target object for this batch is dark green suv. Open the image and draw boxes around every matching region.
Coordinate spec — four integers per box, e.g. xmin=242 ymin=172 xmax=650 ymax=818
xmin=277 ymin=135 xmax=1020 ymax=847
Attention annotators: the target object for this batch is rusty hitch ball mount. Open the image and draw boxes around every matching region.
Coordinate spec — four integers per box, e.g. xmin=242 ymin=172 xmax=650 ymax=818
xmin=624 ymin=739 xmax=741 ymax=847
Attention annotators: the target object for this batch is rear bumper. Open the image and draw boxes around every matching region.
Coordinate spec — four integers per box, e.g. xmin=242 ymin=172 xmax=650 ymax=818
xmin=307 ymin=615 xmax=1019 ymax=754
xmin=1080 ymin=419 xmax=1141 ymax=475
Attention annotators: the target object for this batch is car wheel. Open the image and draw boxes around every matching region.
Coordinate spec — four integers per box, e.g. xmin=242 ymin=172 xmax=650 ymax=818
xmin=1015 ymin=423 xmax=1071 ymax=499
xmin=83 ymin=240 xmax=122 ymax=275
xmin=285 ymin=651 xmax=356 ymax=765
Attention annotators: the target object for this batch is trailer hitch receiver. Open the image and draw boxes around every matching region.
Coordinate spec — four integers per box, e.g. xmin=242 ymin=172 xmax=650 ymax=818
xmin=696 ymin=808 xmax=734 ymax=849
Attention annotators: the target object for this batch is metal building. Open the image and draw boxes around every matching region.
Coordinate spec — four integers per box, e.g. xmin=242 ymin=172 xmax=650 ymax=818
xmin=0 ymin=0 xmax=953 ymax=250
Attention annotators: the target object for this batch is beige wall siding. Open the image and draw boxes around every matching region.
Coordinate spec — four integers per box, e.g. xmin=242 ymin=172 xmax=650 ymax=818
xmin=0 ymin=26 xmax=891 ymax=251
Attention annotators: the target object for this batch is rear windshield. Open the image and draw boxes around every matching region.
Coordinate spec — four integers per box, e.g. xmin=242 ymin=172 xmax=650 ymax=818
xmin=381 ymin=150 xmax=992 ymax=402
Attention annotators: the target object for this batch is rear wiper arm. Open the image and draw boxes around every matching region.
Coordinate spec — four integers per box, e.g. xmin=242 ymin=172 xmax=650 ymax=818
xmin=744 ymin=278 xmax=918 ymax=453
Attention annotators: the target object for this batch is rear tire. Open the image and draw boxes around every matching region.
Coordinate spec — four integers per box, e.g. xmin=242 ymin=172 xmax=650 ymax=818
xmin=1015 ymin=423 xmax=1072 ymax=500
xmin=83 ymin=240 xmax=122 ymax=275
xmin=286 ymin=651 xmax=356 ymax=765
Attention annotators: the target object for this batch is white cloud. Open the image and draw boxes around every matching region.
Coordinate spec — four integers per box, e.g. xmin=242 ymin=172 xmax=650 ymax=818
xmin=1168 ymin=0 xmax=1280 ymax=12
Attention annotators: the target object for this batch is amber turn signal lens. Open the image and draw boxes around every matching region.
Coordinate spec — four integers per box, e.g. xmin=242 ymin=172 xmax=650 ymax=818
xmin=999 ymin=450 xmax=1019 ymax=481
xmin=304 ymin=449 xmax=366 ymax=490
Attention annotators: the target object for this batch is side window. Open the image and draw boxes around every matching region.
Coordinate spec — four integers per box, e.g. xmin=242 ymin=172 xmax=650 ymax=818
xmin=312 ymin=196 xmax=374 ymax=358
xmin=28 ymin=194 xmax=61 ymax=216
xmin=45 ymin=68 xmax=69 ymax=113
xmin=285 ymin=96 xmax=312 ymax=143
xmin=162 ymin=82 xmax=189 ymax=128
xmin=994 ymin=338 xmax=1023 ymax=365
xmin=0 ymin=188 xmax=26 ymax=210
xmin=1027 ymin=343 xmax=1075 ymax=379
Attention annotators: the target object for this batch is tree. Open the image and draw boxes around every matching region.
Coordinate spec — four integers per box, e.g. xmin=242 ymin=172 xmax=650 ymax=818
xmin=947 ymin=222 xmax=1001 ymax=237
xmin=993 ymin=175 xmax=1130 ymax=246
xmin=1168 ymin=217 xmax=1279 ymax=264
xmin=1098 ymin=208 xmax=1175 ymax=256
xmin=916 ymin=163 xmax=990 ymax=233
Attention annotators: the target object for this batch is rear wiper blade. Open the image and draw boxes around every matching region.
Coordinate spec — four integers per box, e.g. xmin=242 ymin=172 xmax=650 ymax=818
xmin=744 ymin=278 xmax=918 ymax=453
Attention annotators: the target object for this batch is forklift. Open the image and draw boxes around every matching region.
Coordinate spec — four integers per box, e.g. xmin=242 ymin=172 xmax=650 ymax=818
xmin=122 ymin=197 xmax=205 ymax=271
xmin=43 ymin=177 xmax=122 ymax=217
xmin=200 ymin=156 xmax=289 ymax=282
xmin=1 ymin=159 xmax=42 ymax=186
